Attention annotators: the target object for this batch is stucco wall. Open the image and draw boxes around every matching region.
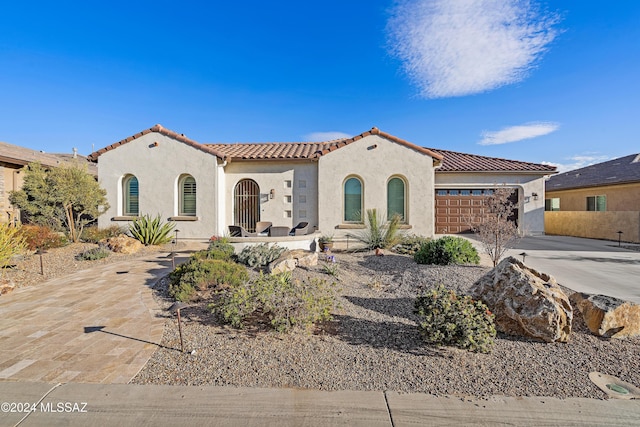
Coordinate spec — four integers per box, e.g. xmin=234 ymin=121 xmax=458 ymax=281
xmin=1 ymin=163 xmax=23 ymax=224
xmin=222 ymin=161 xmax=318 ymax=233
xmin=97 ymin=132 xmax=220 ymax=239
xmin=545 ymin=211 xmax=640 ymax=243
xmin=434 ymin=172 xmax=549 ymax=235
xmin=317 ymin=134 xmax=437 ymax=238
xmin=546 ymin=182 xmax=640 ymax=211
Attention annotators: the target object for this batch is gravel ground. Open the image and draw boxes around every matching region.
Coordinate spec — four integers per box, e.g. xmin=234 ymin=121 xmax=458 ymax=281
xmin=133 ymin=251 xmax=640 ymax=399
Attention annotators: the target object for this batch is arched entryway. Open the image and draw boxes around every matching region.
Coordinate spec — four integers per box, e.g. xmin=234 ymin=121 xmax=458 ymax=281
xmin=234 ymin=179 xmax=260 ymax=232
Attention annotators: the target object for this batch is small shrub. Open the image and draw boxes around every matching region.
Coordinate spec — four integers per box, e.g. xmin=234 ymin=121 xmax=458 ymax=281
xmin=414 ymin=284 xmax=496 ymax=353
xmin=81 ymin=225 xmax=124 ymax=243
xmin=129 ymin=214 xmax=175 ymax=246
xmin=17 ymin=225 xmax=68 ymax=251
xmin=169 ymin=258 xmax=248 ymax=302
xmin=414 ymin=236 xmax=479 ymax=265
xmin=196 ymin=238 xmax=235 ymax=261
xmin=0 ymin=224 xmax=27 ymax=274
xmin=211 ymin=272 xmax=338 ymax=332
xmin=76 ymin=245 xmax=111 ymax=261
xmin=236 ymin=243 xmax=285 ymax=268
xmin=392 ymin=234 xmax=431 ymax=255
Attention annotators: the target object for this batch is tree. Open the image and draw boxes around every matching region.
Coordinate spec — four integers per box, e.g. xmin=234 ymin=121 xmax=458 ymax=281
xmin=469 ymin=187 xmax=520 ymax=267
xmin=9 ymin=162 xmax=109 ymax=242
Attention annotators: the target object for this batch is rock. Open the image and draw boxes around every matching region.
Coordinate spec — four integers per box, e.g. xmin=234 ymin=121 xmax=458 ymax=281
xmin=290 ymin=250 xmax=318 ymax=268
xmin=570 ymin=292 xmax=640 ymax=338
xmin=0 ymin=280 xmax=15 ymax=296
xmin=469 ymin=256 xmax=573 ymax=343
xmin=268 ymin=250 xmax=318 ymax=274
xmin=268 ymin=255 xmax=297 ymax=274
xmin=103 ymin=234 xmax=143 ymax=254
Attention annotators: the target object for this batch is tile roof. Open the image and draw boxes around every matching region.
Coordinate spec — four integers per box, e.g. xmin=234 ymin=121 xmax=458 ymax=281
xmin=88 ymin=124 xmax=228 ymax=161
xmin=207 ymin=127 xmax=444 ymax=162
xmin=0 ymin=141 xmax=97 ymax=176
xmin=546 ymin=153 xmax=640 ymax=191
xmin=428 ymin=148 xmax=557 ymax=173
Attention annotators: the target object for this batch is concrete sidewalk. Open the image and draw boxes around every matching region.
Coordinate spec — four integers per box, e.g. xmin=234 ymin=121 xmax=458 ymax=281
xmin=1 ymin=382 xmax=639 ymax=426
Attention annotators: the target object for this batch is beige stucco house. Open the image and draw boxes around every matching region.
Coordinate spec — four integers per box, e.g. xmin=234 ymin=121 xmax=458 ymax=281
xmin=89 ymin=124 xmax=555 ymax=242
xmin=0 ymin=141 xmax=96 ymax=225
xmin=545 ymin=153 xmax=640 ymax=243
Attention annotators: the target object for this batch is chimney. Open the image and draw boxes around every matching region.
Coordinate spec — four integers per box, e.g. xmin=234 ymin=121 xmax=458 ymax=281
xmin=73 ymin=147 xmax=78 ymax=159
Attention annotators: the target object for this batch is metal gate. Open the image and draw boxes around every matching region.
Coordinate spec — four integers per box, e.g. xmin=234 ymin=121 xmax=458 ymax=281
xmin=234 ymin=179 xmax=260 ymax=232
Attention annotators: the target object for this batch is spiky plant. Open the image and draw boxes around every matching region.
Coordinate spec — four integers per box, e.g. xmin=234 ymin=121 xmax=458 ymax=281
xmin=350 ymin=208 xmax=403 ymax=250
xmin=129 ymin=214 xmax=175 ymax=246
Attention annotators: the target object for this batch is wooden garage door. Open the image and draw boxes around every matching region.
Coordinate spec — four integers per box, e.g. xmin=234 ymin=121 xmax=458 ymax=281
xmin=435 ymin=189 xmax=518 ymax=234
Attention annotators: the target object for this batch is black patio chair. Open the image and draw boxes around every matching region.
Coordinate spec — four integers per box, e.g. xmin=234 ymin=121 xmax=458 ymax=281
xmin=290 ymin=222 xmax=309 ymax=236
xmin=228 ymin=225 xmax=256 ymax=237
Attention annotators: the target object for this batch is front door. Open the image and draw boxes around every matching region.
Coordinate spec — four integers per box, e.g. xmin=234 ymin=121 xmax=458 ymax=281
xmin=234 ymin=179 xmax=260 ymax=232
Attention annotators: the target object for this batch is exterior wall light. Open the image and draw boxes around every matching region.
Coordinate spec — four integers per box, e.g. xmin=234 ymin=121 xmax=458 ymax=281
xmin=270 ymin=189 xmax=275 ymax=199
xmin=532 ymin=192 xmax=539 ymax=200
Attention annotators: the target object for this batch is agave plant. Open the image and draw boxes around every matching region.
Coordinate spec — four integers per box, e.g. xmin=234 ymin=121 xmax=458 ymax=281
xmin=129 ymin=214 xmax=175 ymax=246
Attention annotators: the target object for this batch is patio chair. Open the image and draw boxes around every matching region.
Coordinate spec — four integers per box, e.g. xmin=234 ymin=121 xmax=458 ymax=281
xmin=255 ymin=221 xmax=272 ymax=235
xmin=228 ymin=225 xmax=256 ymax=237
xmin=290 ymin=222 xmax=309 ymax=236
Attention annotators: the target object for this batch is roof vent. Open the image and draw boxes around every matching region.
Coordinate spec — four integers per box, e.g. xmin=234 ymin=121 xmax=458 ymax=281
xmin=633 ymin=154 xmax=640 ymax=163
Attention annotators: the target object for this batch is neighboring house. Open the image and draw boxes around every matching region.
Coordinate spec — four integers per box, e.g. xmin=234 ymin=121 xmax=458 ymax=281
xmin=0 ymin=141 xmax=96 ymax=224
xmin=89 ymin=124 xmax=555 ymax=241
xmin=545 ymin=154 xmax=640 ymax=243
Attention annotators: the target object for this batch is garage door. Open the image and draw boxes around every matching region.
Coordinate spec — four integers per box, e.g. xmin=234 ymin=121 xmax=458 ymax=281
xmin=435 ymin=189 xmax=518 ymax=234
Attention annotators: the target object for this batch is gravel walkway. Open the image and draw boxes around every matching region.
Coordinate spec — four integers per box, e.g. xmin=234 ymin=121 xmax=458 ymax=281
xmin=133 ymin=252 xmax=640 ymax=399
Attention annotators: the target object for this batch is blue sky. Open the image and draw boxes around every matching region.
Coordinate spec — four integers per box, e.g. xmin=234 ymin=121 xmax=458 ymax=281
xmin=1 ymin=1 xmax=639 ymax=172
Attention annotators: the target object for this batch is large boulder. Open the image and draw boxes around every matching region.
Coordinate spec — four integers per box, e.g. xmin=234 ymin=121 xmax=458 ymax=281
xmin=469 ymin=256 xmax=573 ymax=343
xmin=268 ymin=250 xmax=318 ymax=274
xmin=103 ymin=234 xmax=143 ymax=254
xmin=570 ymin=292 xmax=640 ymax=338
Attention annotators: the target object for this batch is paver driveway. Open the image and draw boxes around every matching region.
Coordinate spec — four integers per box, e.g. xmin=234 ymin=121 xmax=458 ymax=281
xmin=0 ymin=250 xmax=194 ymax=384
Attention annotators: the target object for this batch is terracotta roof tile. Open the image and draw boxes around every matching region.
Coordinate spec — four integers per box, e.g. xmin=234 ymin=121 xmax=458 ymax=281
xmin=429 ymin=148 xmax=557 ymax=173
xmin=207 ymin=127 xmax=444 ymax=162
xmin=88 ymin=124 xmax=228 ymax=161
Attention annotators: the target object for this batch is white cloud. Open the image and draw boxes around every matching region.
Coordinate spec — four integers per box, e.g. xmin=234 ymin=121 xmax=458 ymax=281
xmin=304 ymin=131 xmax=351 ymax=142
xmin=478 ymin=122 xmax=559 ymax=145
xmin=387 ymin=0 xmax=559 ymax=98
xmin=542 ymin=154 xmax=611 ymax=173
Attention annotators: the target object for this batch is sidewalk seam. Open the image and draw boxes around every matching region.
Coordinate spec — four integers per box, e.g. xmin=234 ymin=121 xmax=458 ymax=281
xmin=383 ymin=391 xmax=395 ymax=427
xmin=14 ymin=382 xmax=62 ymax=427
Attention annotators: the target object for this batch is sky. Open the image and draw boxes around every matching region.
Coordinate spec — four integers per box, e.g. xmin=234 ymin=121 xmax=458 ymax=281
xmin=1 ymin=0 xmax=639 ymax=172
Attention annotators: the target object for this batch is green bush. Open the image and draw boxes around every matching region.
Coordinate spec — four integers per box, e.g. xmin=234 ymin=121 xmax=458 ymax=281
xmin=414 ymin=284 xmax=496 ymax=353
xmin=169 ymin=258 xmax=248 ymax=302
xmin=236 ymin=243 xmax=285 ymax=268
xmin=80 ymin=225 xmax=124 ymax=243
xmin=0 ymin=224 xmax=27 ymax=274
xmin=414 ymin=236 xmax=479 ymax=265
xmin=189 ymin=238 xmax=235 ymax=262
xmin=129 ymin=214 xmax=175 ymax=246
xmin=211 ymin=272 xmax=338 ymax=332
xmin=76 ymin=245 xmax=111 ymax=261
xmin=392 ymin=234 xmax=431 ymax=255
xmin=17 ymin=225 xmax=68 ymax=251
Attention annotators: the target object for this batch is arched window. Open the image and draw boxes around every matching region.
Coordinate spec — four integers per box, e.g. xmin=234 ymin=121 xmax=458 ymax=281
xmin=123 ymin=175 xmax=139 ymax=216
xmin=343 ymin=177 xmax=363 ymax=222
xmin=387 ymin=177 xmax=406 ymax=221
xmin=179 ymin=175 xmax=197 ymax=216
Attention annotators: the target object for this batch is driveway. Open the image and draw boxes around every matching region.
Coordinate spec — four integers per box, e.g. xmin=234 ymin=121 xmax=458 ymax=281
xmin=494 ymin=235 xmax=640 ymax=303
